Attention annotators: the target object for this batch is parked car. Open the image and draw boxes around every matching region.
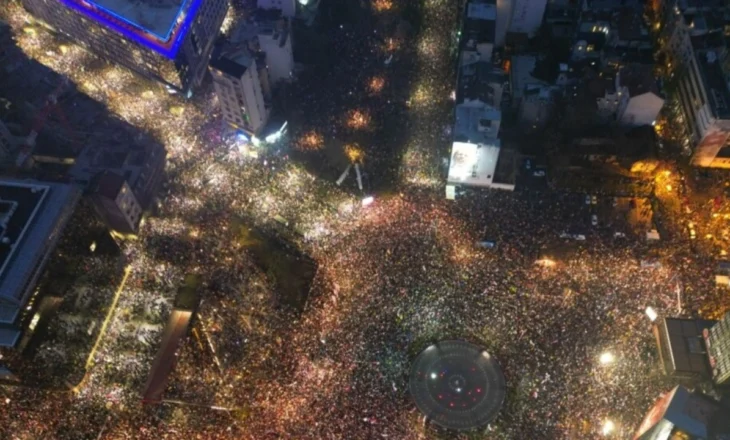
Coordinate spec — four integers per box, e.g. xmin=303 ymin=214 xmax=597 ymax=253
xmin=591 ymin=214 xmax=598 ymax=226
xmin=585 ymin=195 xmax=591 ymax=205
xmin=591 ymin=195 xmax=598 ymax=205
xmin=533 ymin=170 xmax=546 ymax=177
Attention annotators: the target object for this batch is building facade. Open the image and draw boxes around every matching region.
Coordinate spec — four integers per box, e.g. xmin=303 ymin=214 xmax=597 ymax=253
xmin=706 ymin=311 xmax=730 ymax=387
xmin=210 ymin=49 xmax=270 ymax=134
xmin=22 ymin=0 xmax=229 ymax=94
xmin=660 ymin=0 xmax=730 ymax=168
xmin=89 ymin=171 xmax=143 ymax=234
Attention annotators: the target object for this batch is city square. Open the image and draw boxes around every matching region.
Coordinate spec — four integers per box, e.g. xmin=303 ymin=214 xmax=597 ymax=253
xmin=1 ymin=0 xmax=730 ymax=439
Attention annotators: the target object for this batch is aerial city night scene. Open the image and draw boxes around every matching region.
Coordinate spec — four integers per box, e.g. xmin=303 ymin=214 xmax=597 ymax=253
xmin=2 ymin=0 xmax=730 ymax=438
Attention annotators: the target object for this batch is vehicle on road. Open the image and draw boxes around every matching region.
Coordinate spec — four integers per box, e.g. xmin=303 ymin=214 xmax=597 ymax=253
xmin=533 ymin=170 xmax=546 ymax=177
xmin=591 ymin=215 xmax=598 ymax=226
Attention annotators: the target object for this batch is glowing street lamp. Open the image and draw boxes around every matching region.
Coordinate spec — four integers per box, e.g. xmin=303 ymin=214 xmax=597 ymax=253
xmin=645 ymin=306 xmax=658 ymax=322
xmin=602 ymin=420 xmax=615 ymax=436
xmin=599 ymin=352 xmax=615 ymax=365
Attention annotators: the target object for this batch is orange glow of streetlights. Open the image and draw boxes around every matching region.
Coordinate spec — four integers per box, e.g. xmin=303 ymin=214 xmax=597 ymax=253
xmin=346 ymin=110 xmax=372 ymax=130
xmin=368 ymin=76 xmax=385 ymax=94
xmin=373 ymin=0 xmax=393 ymax=12
xmin=296 ymin=131 xmax=324 ymax=151
xmin=345 ymin=143 xmax=365 ymax=163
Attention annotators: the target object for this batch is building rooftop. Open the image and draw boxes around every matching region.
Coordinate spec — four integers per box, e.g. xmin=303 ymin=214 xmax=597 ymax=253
xmin=211 ymin=46 xmax=254 ymax=78
xmin=510 ymin=55 xmax=548 ymax=101
xmin=212 ymin=9 xmax=289 ymax=78
xmin=656 ymin=317 xmax=714 ymax=378
xmin=467 ymin=0 xmax=496 ymax=20
xmin=0 ymin=179 xmax=80 ymax=340
xmin=462 ymin=0 xmax=496 ymax=46
xmin=82 ymin=0 xmax=187 ymax=40
xmin=458 ymin=60 xmax=505 ymax=105
xmin=447 ymin=140 xmax=517 ymax=191
xmin=454 ymin=103 xmax=501 ymax=144
xmin=59 ymin=0 xmax=200 ymax=58
xmin=91 ymin=171 xmax=127 ymax=200
xmin=616 ymin=7 xmax=648 ymax=42
xmin=620 ymin=64 xmax=659 ymax=97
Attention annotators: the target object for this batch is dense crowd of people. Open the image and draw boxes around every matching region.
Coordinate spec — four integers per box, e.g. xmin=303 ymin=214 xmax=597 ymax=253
xmin=1 ymin=0 xmax=727 ymax=439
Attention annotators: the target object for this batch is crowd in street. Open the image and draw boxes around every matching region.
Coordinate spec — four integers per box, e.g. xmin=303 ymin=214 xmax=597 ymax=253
xmin=0 ymin=0 xmax=726 ymax=439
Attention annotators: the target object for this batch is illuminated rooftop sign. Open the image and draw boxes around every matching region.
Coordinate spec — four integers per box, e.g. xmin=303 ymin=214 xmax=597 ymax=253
xmin=57 ymin=0 xmax=202 ymax=59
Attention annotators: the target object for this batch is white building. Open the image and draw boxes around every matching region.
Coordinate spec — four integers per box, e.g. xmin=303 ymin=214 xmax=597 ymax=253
xmin=210 ymin=47 xmax=270 ymax=135
xmin=258 ymin=0 xmax=296 ymax=17
xmin=246 ymin=12 xmax=293 ymax=84
xmin=506 ymin=0 xmax=548 ymax=37
xmin=446 ymin=141 xmax=516 ymax=195
xmin=617 ymin=65 xmax=664 ymax=127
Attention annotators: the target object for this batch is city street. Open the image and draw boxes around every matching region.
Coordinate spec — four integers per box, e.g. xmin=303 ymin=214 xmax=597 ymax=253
xmin=0 ymin=0 xmax=727 ymax=439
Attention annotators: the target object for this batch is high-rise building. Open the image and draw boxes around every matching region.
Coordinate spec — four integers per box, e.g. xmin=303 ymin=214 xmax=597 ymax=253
xmin=22 ymin=0 xmax=229 ymax=95
xmin=0 ymin=179 xmax=81 ymax=348
xmin=659 ymin=0 xmax=730 ymax=168
xmin=210 ymin=46 xmax=270 ymax=135
xmin=633 ymin=386 xmax=730 ymax=440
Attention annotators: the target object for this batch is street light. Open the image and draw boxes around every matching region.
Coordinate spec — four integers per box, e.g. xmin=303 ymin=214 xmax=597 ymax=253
xmin=645 ymin=306 xmax=658 ymax=322
xmin=599 ymin=352 xmax=615 ymax=365
xmin=602 ymin=420 xmax=615 ymax=436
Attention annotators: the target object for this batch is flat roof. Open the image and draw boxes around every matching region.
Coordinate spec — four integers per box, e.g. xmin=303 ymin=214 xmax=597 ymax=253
xmin=510 ymin=55 xmax=547 ymax=101
xmin=447 ymin=141 xmax=500 ymax=187
xmin=458 ymin=60 xmax=505 ymax=105
xmin=467 ymin=1 xmax=496 ymax=20
xmin=462 ymin=1 xmax=496 ymax=46
xmin=59 ymin=0 xmax=202 ymax=59
xmin=0 ymin=179 xmax=80 ymax=316
xmin=454 ymin=103 xmax=501 ymax=144
xmin=659 ymin=317 xmax=714 ymax=377
xmin=85 ymin=0 xmax=187 ymax=40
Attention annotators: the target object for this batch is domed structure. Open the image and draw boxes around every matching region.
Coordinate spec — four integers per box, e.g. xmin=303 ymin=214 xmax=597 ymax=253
xmin=409 ymin=340 xmax=506 ymax=430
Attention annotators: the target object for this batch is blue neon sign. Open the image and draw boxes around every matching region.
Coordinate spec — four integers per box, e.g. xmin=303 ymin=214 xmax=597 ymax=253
xmin=57 ymin=0 xmax=204 ymax=59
